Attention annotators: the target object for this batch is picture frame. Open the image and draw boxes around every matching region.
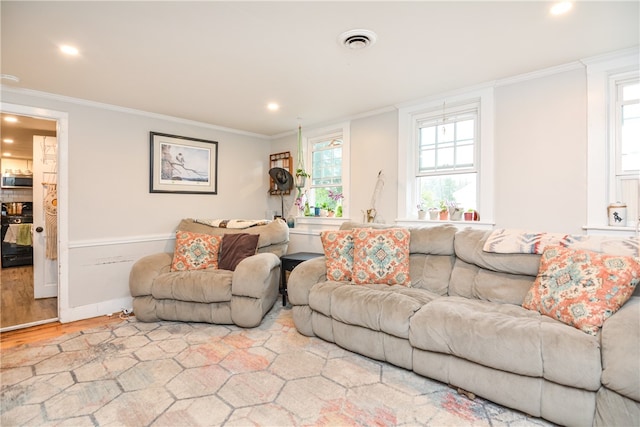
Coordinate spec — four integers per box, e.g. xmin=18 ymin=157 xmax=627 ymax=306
xmin=149 ymin=132 xmax=218 ymax=194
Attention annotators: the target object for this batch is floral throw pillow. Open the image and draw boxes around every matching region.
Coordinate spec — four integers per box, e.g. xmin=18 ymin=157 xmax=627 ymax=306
xmin=320 ymin=230 xmax=354 ymax=281
xmin=523 ymin=245 xmax=640 ymax=335
xmin=171 ymin=231 xmax=222 ymax=272
xmin=352 ymin=228 xmax=411 ymax=286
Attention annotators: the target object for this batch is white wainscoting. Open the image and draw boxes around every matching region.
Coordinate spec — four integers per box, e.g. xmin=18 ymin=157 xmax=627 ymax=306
xmin=60 ymin=234 xmax=175 ymax=323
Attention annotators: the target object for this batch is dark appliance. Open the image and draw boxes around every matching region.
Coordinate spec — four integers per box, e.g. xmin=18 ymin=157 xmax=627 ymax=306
xmin=1 ymin=173 xmax=33 ymax=188
xmin=1 ymin=202 xmax=34 ymax=268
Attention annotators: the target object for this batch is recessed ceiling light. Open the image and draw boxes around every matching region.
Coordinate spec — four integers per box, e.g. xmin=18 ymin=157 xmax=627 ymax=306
xmin=60 ymin=44 xmax=79 ymax=56
xmin=338 ymin=29 xmax=377 ymax=50
xmin=3 ymin=139 xmax=14 ymax=143
xmin=4 ymin=117 xmax=18 ymax=123
xmin=267 ymin=103 xmax=280 ymax=111
xmin=3 ymin=153 xmax=12 ymax=157
xmin=550 ymin=2 xmax=573 ymax=15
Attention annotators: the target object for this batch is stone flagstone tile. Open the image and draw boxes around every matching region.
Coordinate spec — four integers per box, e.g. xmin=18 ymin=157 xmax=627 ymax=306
xmin=269 ymin=350 xmax=325 ymax=380
xmin=2 ymin=371 xmax=74 ymax=407
xmin=59 ymin=332 xmax=114 ymax=352
xmin=217 ymin=371 xmax=284 ymax=407
xmin=93 ymin=387 xmax=174 ymax=426
xmin=151 ymin=395 xmax=232 ymax=427
xmin=43 ymin=379 xmax=121 ymax=420
xmin=117 ymin=359 xmax=182 ymax=391
xmin=35 ymin=351 xmax=96 ymax=376
xmin=165 ymin=364 xmax=231 ymax=399
xmin=225 ymin=403 xmax=299 ymax=426
xmin=174 ymin=341 xmax=233 ymax=368
xmin=1 ymin=344 xmax=60 ymax=369
xmin=1 ymin=402 xmax=46 ymax=426
xmin=0 ymin=366 xmax=33 ymax=388
xmin=73 ymin=356 xmax=138 ymax=382
xmin=220 ymin=347 xmax=275 ymax=373
xmin=276 ymin=376 xmax=347 ymax=420
xmin=322 ymin=355 xmax=382 ymax=388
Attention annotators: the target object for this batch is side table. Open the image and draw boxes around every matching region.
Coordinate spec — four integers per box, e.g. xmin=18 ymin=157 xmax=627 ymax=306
xmin=280 ymin=252 xmax=323 ymax=306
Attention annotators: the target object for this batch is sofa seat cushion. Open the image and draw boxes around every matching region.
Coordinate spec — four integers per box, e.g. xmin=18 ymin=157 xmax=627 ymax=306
xmin=309 ymin=281 xmax=439 ymax=339
xmin=151 ymin=269 xmax=233 ymax=303
xmin=410 ymin=296 xmax=602 ymax=390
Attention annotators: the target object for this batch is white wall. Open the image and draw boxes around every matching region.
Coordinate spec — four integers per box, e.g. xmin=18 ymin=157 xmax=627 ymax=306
xmin=494 ymin=68 xmax=587 ymax=234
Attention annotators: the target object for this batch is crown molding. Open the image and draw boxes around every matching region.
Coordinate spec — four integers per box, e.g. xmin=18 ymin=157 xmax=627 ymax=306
xmin=0 ymin=86 xmax=271 ymax=140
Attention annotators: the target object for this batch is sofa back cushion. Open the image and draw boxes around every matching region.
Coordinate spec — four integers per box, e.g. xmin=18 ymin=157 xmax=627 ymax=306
xmin=451 ymin=229 xmax=540 ymax=304
xmin=338 ymin=222 xmax=456 ymax=295
xmin=176 ymin=218 xmax=289 ymax=257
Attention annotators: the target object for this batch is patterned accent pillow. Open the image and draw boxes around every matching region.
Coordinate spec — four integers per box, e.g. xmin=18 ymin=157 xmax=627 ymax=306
xmin=171 ymin=231 xmax=222 ymax=271
xmin=352 ymin=228 xmax=411 ymax=286
xmin=320 ymin=230 xmax=354 ymax=281
xmin=523 ymin=245 xmax=640 ymax=335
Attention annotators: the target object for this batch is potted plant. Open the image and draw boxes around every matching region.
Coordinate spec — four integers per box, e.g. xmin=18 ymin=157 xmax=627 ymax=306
xmin=448 ymin=201 xmax=463 ymax=221
xmin=328 ymin=189 xmax=344 ymax=217
xmin=464 ymin=209 xmax=479 ymax=221
xmin=417 ymin=202 xmax=427 ymax=220
xmin=428 ymin=207 xmax=439 ymax=220
xmin=438 ymin=201 xmax=449 ymax=220
xmin=295 ymin=168 xmax=310 ymax=188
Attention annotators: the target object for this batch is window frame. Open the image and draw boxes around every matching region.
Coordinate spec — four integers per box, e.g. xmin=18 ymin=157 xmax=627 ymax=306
xmin=302 ymin=122 xmax=350 ymax=219
xmin=584 ymin=49 xmax=639 ymax=232
xmin=398 ymin=87 xmax=494 ymax=222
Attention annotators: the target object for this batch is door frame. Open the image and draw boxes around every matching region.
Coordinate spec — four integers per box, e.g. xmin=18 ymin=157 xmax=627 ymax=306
xmin=1 ymin=102 xmax=69 ymax=328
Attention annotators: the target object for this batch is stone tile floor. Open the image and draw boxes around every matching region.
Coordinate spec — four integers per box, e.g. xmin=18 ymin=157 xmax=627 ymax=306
xmin=1 ymin=305 xmax=554 ymax=426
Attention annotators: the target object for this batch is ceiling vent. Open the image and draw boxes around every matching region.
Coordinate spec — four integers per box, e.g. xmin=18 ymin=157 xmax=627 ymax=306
xmin=338 ymin=29 xmax=377 ymax=50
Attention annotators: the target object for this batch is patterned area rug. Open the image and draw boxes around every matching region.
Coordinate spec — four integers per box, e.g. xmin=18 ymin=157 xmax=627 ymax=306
xmin=1 ymin=305 xmax=554 ymax=426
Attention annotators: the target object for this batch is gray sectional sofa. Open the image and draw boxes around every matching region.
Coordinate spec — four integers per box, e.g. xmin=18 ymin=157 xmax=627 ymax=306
xmin=129 ymin=218 xmax=289 ymax=327
xmin=287 ymin=222 xmax=639 ymax=427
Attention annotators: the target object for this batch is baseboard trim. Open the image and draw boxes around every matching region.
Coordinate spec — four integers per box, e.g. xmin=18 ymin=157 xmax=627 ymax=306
xmin=59 ymin=296 xmax=133 ymax=323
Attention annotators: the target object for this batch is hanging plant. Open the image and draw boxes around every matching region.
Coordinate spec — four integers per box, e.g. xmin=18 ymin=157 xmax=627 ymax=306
xmin=295 ymin=125 xmax=310 ymax=183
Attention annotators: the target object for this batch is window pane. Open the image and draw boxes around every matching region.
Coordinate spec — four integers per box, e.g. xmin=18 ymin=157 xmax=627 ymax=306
xmin=419 ymin=149 xmax=435 ymax=171
xmin=456 ymin=119 xmax=474 ymax=140
xmin=456 ymin=144 xmax=474 ymax=166
xmin=438 ymin=123 xmax=454 ymax=142
xmin=417 ymin=173 xmax=477 ymax=211
xmin=420 ymin=126 xmax=436 ymax=146
xmin=623 ymin=83 xmax=640 ymax=101
xmin=437 ymin=147 xmax=454 ymax=169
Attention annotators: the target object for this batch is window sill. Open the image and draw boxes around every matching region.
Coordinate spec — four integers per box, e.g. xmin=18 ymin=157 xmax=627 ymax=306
xmin=583 ymin=225 xmax=639 ymax=237
xmin=395 ymin=218 xmax=495 ymax=230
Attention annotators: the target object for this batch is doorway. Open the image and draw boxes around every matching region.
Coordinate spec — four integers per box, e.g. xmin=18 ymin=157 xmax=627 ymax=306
xmin=0 ymin=107 xmax=63 ymax=331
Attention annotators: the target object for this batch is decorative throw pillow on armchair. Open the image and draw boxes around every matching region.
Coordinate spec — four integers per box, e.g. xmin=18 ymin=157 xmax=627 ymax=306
xmin=171 ymin=231 xmax=222 ymax=271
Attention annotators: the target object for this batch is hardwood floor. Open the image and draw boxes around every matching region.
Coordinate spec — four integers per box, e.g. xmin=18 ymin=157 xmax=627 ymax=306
xmin=0 ymin=265 xmax=57 ymax=329
xmin=1 ymin=314 xmax=126 ymax=350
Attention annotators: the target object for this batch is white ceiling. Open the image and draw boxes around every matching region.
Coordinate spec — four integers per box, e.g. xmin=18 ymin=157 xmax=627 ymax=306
xmin=1 ymin=1 xmax=638 ymax=137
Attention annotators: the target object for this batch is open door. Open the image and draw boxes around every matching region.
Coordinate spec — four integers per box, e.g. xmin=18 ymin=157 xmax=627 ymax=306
xmin=32 ymin=135 xmax=58 ymax=299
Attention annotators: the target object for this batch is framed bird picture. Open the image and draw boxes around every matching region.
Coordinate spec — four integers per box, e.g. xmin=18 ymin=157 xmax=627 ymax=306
xmin=149 ymin=132 xmax=218 ymax=194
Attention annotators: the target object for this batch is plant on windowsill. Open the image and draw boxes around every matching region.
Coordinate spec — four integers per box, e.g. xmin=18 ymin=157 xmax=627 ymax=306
xmin=438 ymin=200 xmax=449 ymax=220
xmin=328 ymin=189 xmax=344 ymax=217
xmin=417 ymin=201 xmax=427 ymax=220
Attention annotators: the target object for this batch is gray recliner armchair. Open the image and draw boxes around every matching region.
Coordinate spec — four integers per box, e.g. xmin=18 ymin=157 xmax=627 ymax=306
xmin=129 ymin=218 xmax=289 ymax=327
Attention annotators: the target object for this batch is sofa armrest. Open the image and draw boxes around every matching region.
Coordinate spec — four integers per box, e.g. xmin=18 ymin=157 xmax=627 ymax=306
xmin=232 ymin=252 xmax=281 ymax=299
xmin=129 ymin=252 xmax=173 ymax=297
xmin=601 ymin=296 xmax=640 ymax=401
xmin=288 ymin=257 xmax=327 ymax=306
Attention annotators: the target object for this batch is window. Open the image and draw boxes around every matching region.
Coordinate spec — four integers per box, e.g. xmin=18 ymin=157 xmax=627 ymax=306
xmin=585 ymin=50 xmax=639 ymax=231
xmin=398 ymin=87 xmax=494 ymax=221
xmin=416 ymin=103 xmax=478 ymax=211
xmin=612 ymin=75 xmax=639 ymax=224
xmin=304 ymin=123 xmax=350 ymax=216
